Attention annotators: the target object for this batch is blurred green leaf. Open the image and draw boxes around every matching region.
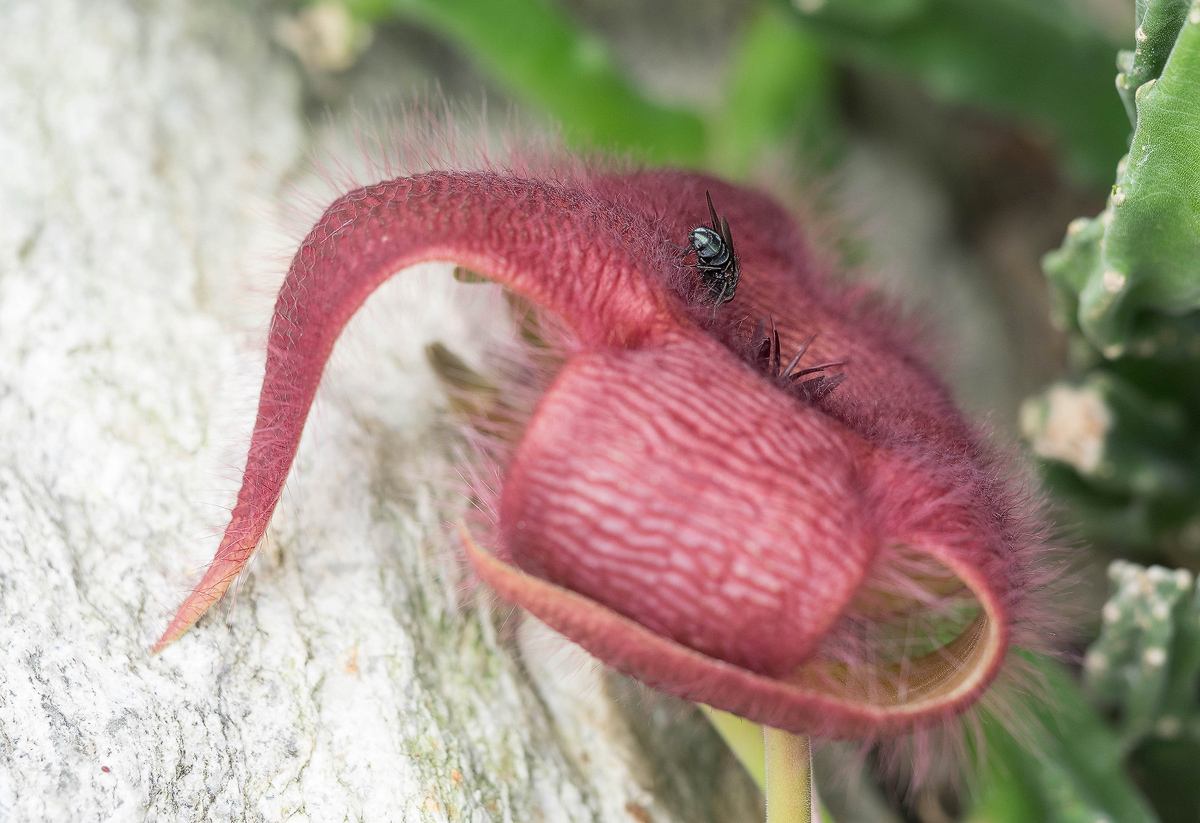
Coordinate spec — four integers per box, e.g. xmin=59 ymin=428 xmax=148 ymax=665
xmin=710 ymin=3 xmax=840 ymax=176
xmin=1129 ymin=737 xmax=1200 ymax=823
xmin=779 ymin=0 xmax=1131 ymax=183
xmin=791 ymin=0 xmax=926 ymax=30
xmin=968 ymin=654 xmax=1160 ymax=823
xmin=334 ymin=0 xmax=707 ymax=164
xmin=318 ymin=0 xmax=850 ymax=176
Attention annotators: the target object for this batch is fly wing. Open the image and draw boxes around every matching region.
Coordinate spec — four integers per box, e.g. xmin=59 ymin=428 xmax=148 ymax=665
xmin=706 ymin=190 xmax=721 ymax=232
xmin=720 ymin=216 xmax=735 ymax=258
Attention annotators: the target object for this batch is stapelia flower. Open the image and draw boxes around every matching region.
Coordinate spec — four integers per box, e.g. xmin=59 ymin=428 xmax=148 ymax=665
xmin=156 ymin=165 xmax=1050 ymax=741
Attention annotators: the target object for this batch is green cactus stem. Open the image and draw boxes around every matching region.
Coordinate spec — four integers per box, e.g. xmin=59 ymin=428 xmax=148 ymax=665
xmin=1020 ymin=372 xmax=1200 ymax=502
xmin=1085 ymin=561 xmax=1200 ymax=750
xmin=1053 ymin=0 xmax=1200 ymax=354
xmin=1115 ymin=0 xmax=1193 ymax=122
xmin=1023 ymin=331 xmax=1200 ymax=556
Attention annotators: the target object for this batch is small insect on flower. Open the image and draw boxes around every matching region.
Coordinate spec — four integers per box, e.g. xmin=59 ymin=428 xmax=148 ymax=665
xmin=683 ymin=191 xmax=740 ymax=307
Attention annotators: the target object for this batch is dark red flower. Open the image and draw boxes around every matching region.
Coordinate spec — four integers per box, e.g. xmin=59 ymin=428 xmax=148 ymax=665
xmin=157 ymin=167 xmax=1049 ymax=740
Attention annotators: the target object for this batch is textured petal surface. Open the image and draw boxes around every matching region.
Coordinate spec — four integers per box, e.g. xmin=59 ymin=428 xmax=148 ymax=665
xmin=502 ymin=337 xmax=876 ymax=676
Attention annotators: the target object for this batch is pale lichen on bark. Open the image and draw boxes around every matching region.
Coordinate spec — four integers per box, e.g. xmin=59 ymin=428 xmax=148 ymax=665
xmin=0 ymin=1 xmax=756 ymax=820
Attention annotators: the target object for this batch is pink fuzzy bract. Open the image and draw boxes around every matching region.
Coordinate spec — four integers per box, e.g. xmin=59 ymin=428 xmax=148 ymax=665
xmin=157 ymin=165 xmax=1052 ymax=740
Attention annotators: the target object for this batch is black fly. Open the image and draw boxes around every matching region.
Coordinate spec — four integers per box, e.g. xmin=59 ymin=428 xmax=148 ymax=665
xmin=682 ymin=191 xmax=740 ymax=309
xmin=751 ymin=317 xmax=847 ymax=403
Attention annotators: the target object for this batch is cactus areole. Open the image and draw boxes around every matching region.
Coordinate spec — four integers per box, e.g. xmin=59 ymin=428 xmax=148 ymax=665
xmin=157 ymin=168 xmax=1050 ymax=740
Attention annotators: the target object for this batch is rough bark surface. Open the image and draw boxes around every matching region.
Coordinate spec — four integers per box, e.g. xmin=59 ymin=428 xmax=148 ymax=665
xmin=0 ymin=2 xmax=759 ymax=821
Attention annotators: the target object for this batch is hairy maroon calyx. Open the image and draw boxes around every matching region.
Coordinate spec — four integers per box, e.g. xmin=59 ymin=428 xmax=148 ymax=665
xmin=158 ymin=167 xmax=1046 ymax=740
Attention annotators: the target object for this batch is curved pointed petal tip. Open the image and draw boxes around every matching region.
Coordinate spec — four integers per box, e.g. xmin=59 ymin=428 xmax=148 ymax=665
xmin=153 ymin=560 xmax=241 ymax=652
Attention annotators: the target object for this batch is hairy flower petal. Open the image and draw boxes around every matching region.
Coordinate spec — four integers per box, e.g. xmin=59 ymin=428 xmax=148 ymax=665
xmin=158 ymin=167 xmax=1046 ymax=739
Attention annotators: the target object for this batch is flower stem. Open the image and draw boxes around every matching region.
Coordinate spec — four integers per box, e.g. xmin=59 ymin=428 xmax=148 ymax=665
xmin=764 ymin=726 xmax=813 ymax=823
xmin=700 ymin=707 xmax=822 ymax=822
